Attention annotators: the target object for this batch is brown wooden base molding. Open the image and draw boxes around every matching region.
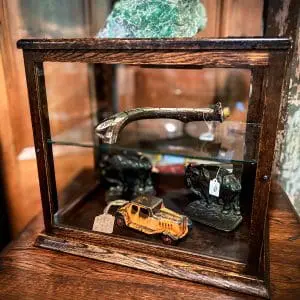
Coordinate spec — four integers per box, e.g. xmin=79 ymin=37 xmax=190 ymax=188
xmin=35 ymin=232 xmax=269 ymax=298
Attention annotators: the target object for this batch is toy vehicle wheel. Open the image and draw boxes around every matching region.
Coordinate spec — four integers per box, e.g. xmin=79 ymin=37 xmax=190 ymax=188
xmin=161 ymin=234 xmax=175 ymax=245
xmin=115 ymin=214 xmax=125 ymax=228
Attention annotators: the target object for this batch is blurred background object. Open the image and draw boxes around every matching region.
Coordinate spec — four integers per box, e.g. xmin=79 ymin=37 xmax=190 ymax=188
xmin=97 ymin=0 xmax=207 ymax=38
xmin=0 ymin=0 xmax=299 ymax=247
xmin=0 ymin=0 xmax=110 ymax=239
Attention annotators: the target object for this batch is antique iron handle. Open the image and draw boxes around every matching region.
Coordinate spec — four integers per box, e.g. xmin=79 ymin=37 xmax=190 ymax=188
xmin=96 ymin=102 xmax=229 ymax=144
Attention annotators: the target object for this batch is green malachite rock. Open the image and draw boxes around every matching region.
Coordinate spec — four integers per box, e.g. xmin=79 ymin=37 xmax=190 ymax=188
xmin=97 ymin=0 xmax=207 ymax=38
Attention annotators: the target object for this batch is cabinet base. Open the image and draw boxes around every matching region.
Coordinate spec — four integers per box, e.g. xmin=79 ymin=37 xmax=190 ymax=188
xmin=35 ymin=232 xmax=269 ymax=298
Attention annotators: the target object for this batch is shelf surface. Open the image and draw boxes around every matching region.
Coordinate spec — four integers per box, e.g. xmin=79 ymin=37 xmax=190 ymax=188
xmin=54 ymin=169 xmax=250 ymax=264
xmin=49 ymin=120 xmax=260 ymax=164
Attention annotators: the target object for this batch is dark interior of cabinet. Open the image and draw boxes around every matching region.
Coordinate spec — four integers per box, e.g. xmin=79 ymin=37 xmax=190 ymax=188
xmin=55 ymin=167 xmax=253 ymax=264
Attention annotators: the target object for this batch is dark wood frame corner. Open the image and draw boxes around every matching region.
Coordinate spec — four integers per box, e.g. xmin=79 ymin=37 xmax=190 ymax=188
xmin=17 ymin=38 xmax=290 ymax=298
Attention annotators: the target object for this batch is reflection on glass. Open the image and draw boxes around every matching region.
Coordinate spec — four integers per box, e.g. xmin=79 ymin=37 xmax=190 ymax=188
xmin=49 ymin=120 xmax=259 ymax=163
xmin=43 ymin=64 xmax=256 ymax=264
xmin=117 ymin=67 xmax=251 ymax=123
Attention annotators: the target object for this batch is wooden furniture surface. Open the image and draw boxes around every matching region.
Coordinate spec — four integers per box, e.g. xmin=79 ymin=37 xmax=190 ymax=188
xmin=0 ymin=182 xmax=299 ymax=300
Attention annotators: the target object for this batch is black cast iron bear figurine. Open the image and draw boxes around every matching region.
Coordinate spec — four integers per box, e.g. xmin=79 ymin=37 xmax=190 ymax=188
xmin=99 ymin=149 xmax=155 ymax=201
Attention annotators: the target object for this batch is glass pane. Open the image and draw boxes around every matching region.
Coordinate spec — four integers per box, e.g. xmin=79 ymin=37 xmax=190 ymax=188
xmin=50 ymin=120 xmax=260 ymax=163
xmin=44 ymin=63 xmax=257 ymax=264
xmin=117 ymin=67 xmax=251 ymax=122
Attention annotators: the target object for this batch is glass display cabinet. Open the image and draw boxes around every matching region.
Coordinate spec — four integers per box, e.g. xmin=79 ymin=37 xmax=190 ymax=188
xmin=17 ymin=37 xmax=290 ymax=298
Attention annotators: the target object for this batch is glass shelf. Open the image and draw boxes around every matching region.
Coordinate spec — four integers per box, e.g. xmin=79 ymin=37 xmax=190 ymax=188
xmin=50 ymin=119 xmax=258 ymax=263
xmin=48 ymin=120 xmax=260 ymax=165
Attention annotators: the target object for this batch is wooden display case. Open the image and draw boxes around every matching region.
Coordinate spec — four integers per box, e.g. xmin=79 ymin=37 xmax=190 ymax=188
xmin=17 ymin=37 xmax=290 ymax=298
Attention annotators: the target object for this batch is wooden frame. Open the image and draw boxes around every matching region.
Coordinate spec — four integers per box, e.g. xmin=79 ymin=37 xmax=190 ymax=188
xmin=17 ymin=38 xmax=290 ymax=298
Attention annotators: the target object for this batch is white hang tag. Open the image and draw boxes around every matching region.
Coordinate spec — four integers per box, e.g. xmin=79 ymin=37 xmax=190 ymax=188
xmin=92 ymin=214 xmax=115 ymax=234
xmin=209 ymin=178 xmax=220 ymax=197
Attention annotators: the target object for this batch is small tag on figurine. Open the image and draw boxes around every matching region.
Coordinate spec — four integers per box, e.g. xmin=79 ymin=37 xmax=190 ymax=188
xmin=209 ymin=178 xmax=220 ymax=197
xmin=92 ymin=200 xmax=129 ymax=234
xmin=92 ymin=214 xmax=115 ymax=234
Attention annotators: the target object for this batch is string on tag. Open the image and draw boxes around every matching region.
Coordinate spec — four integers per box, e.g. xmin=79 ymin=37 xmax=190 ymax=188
xmin=215 ymin=166 xmax=221 ymax=180
xmin=93 ymin=200 xmax=129 ymax=234
xmin=199 ymin=111 xmax=214 ymax=141
xmin=203 ymin=113 xmax=212 ymax=132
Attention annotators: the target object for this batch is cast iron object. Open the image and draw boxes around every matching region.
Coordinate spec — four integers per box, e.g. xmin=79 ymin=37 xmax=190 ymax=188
xmin=96 ymin=102 xmax=227 ymax=144
xmin=184 ymin=164 xmax=242 ymax=232
xmin=99 ymin=149 xmax=154 ymax=201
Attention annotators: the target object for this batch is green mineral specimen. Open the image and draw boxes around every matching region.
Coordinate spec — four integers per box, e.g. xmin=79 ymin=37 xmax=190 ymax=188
xmin=97 ymin=0 xmax=207 ymax=38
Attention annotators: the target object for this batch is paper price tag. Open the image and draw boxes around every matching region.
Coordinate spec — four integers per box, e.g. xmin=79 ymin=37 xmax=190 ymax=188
xmin=209 ymin=178 xmax=220 ymax=197
xmin=92 ymin=214 xmax=115 ymax=234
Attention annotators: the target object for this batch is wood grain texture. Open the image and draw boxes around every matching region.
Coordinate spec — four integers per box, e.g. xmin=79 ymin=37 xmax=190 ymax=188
xmin=268 ymin=182 xmax=300 ymax=300
xmin=0 ymin=182 xmax=299 ymax=299
xmin=247 ymin=53 xmax=288 ymax=273
xmin=23 ymin=56 xmax=58 ymax=232
xmin=240 ymin=68 xmax=265 ymax=217
xmin=25 ymin=49 xmax=271 ymax=67
xmin=52 ymin=222 xmax=247 ymax=275
xmin=35 ymin=232 xmax=267 ymax=298
xmin=17 ymin=38 xmax=290 ymax=50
